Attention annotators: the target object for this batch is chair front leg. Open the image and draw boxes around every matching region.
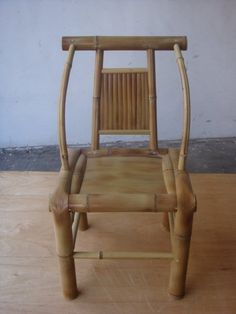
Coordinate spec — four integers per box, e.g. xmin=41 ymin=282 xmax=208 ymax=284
xmin=168 ymin=170 xmax=196 ymax=298
xmin=168 ymin=211 xmax=193 ymax=297
xmin=52 ymin=205 xmax=78 ymax=299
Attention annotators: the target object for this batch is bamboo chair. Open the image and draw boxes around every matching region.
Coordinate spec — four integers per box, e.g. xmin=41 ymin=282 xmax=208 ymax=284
xmin=49 ymin=36 xmax=197 ymax=300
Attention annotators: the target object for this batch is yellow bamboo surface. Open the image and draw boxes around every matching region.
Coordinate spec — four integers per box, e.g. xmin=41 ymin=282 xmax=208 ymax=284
xmin=62 ymin=36 xmax=187 ymax=50
xmin=99 ymin=70 xmax=149 ymax=131
xmin=0 ymin=171 xmax=236 ymax=313
xmin=80 ymin=156 xmax=166 ymax=194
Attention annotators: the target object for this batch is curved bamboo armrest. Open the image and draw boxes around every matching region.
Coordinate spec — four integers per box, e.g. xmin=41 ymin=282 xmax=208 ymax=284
xmin=162 ymin=149 xmax=196 ymax=214
xmin=174 ymin=44 xmax=190 ymax=171
xmin=58 ymin=44 xmax=75 ymax=170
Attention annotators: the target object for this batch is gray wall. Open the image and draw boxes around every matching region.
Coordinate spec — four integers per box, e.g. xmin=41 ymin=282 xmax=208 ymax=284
xmin=1 ymin=0 xmax=236 ymax=148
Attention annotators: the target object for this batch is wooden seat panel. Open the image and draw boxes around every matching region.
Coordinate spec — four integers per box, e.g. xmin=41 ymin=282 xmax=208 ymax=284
xmin=80 ymin=156 xmax=166 ymax=194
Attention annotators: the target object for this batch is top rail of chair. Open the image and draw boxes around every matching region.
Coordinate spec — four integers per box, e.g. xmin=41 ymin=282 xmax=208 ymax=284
xmin=62 ymin=36 xmax=187 ymax=51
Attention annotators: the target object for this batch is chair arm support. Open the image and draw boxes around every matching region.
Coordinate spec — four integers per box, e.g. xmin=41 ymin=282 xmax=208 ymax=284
xmin=175 ymin=170 xmax=197 ymax=213
xmin=49 ymin=149 xmax=81 ymax=214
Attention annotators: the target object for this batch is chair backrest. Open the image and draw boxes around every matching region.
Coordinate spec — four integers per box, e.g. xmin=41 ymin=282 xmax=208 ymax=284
xmin=91 ymin=47 xmax=158 ymax=151
xmin=59 ymin=36 xmax=190 ymax=170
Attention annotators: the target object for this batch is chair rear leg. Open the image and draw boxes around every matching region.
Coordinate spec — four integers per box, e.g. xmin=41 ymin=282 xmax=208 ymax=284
xmin=79 ymin=213 xmax=89 ymax=231
xmin=162 ymin=212 xmax=170 ymax=231
xmin=168 ymin=211 xmax=193 ymax=298
xmin=52 ymin=208 xmax=78 ymax=299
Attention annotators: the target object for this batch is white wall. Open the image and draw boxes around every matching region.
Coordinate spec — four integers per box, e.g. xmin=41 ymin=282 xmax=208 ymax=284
xmin=1 ymin=0 xmax=236 ymax=148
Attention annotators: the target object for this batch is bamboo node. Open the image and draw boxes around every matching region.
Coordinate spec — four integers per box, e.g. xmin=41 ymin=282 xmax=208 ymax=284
xmin=95 ymin=36 xmax=98 ymax=49
xmin=57 ymin=252 xmax=74 ymax=258
xmin=149 ymin=95 xmax=156 ymax=100
xmin=174 ymin=233 xmax=191 ymax=241
xmin=99 ymin=251 xmax=103 ymax=259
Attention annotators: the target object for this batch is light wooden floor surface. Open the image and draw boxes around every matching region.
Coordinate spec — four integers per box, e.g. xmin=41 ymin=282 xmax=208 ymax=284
xmin=0 ymin=172 xmax=235 ymax=314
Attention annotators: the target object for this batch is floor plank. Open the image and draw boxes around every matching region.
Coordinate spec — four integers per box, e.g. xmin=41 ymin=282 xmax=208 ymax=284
xmin=0 ymin=172 xmax=236 ymax=313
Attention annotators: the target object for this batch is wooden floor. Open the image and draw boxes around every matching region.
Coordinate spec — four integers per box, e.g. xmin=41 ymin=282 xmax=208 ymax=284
xmin=0 ymin=172 xmax=236 ymax=314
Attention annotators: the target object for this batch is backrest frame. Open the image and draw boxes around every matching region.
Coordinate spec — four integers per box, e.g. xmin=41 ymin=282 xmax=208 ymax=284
xmin=58 ymin=36 xmax=190 ymax=171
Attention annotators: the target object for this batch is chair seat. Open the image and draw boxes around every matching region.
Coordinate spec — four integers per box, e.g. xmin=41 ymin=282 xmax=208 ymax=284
xmin=80 ymin=156 xmax=167 ymax=195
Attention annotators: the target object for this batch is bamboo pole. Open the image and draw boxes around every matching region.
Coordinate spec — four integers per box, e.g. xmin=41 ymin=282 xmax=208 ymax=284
xmin=68 ymin=193 xmax=177 ymax=213
xmin=131 ymin=73 xmax=136 ymax=129
xmin=74 ymin=251 xmax=173 ymax=259
xmin=147 ymin=49 xmax=158 ymax=150
xmin=50 ymin=149 xmax=80 ymax=300
xmin=62 ymin=36 xmax=187 ymax=51
xmin=144 ymin=72 xmax=149 ymax=129
xmin=108 ymin=73 xmax=113 ymax=129
xmin=58 ymin=44 xmax=75 ymax=170
xmin=72 ymin=213 xmax=80 ymax=248
xmin=127 ymin=73 xmax=132 ymax=129
xmin=174 ymin=44 xmax=191 ymax=171
xmin=162 ymin=153 xmax=176 ymax=231
xmin=122 ymin=73 xmax=127 ymax=129
xmin=91 ymin=49 xmax=103 ymax=150
xmin=140 ymin=72 xmax=145 ymax=129
xmin=101 ymin=72 xmax=108 ymax=129
xmin=70 ymin=153 xmax=88 ymax=231
xmin=117 ymin=73 xmax=123 ymax=129
xmin=136 ymin=73 xmax=141 ymax=129
xmin=113 ymin=73 xmax=118 ymax=128
xmin=168 ymin=168 xmax=196 ymax=298
xmin=168 ymin=212 xmax=175 ymax=250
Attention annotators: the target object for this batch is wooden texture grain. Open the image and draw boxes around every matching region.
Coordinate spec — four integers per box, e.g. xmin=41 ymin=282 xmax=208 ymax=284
xmin=0 ymin=172 xmax=236 ymax=313
xmin=80 ymin=156 xmax=166 ymax=194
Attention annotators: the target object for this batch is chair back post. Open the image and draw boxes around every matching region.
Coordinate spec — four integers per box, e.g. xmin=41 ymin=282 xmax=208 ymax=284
xmin=58 ymin=44 xmax=75 ymax=170
xmin=147 ymin=49 xmax=158 ymax=150
xmin=91 ymin=49 xmax=104 ymax=150
xmin=174 ymin=44 xmax=190 ymax=171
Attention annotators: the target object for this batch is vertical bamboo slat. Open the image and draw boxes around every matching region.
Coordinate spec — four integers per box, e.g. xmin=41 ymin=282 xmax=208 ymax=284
xmin=91 ymin=49 xmax=104 ymax=150
xmin=99 ymin=70 xmax=149 ymax=132
xmin=144 ymin=72 xmax=149 ymax=130
xmin=127 ymin=73 xmax=132 ymax=129
xmin=136 ymin=73 xmax=141 ymax=129
xmin=58 ymin=44 xmax=75 ymax=170
xmin=113 ymin=73 xmax=118 ymax=128
xmin=122 ymin=73 xmax=127 ymax=129
xmin=147 ymin=49 xmax=158 ymax=150
xmin=174 ymin=44 xmax=190 ymax=171
xmin=118 ymin=73 xmax=122 ymax=128
xmin=141 ymin=73 xmax=145 ymax=129
xmin=108 ymin=73 xmax=113 ymax=129
xmin=131 ymin=73 xmax=136 ymax=129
